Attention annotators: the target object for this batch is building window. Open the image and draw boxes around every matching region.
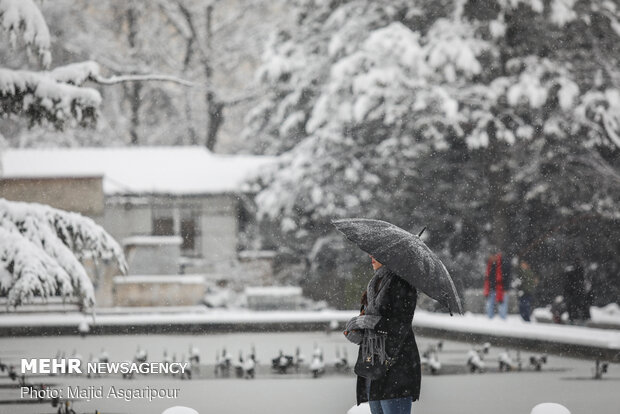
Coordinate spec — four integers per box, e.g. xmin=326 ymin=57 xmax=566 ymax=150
xmin=152 ymin=217 xmax=174 ymax=235
xmin=181 ymin=217 xmax=196 ymax=250
xmin=180 ymin=210 xmax=201 ymax=255
xmin=152 ymin=209 xmax=174 ymax=236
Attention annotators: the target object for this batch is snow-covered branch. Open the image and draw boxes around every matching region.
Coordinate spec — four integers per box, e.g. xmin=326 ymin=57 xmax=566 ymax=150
xmin=0 ymin=60 xmax=197 ymax=128
xmin=93 ymin=73 xmax=196 ymax=87
xmin=0 ymin=198 xmax=127 ymax=310
xmin=0 ymin=0 xmax=51 ymax=66
xmin=576 ymin=89 xmax=620 ymax=150
xmin=0 ymin=66 xmax=101 ymax=128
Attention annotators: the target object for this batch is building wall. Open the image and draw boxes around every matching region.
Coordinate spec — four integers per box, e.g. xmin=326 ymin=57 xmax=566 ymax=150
xmin=200 ymin=214 xmax=239 ymax=261
xmin=0 ymin=176 xmax=104 ymax=216
xmin=123 ymin=238 xmax=182 ymax=275
xmin=148 ymin=194 xmax=240 ymax=262
xmin=238 ymin=253 xmax=276 ymax=285
xmin=198 ymin=195 xmax=240 ymax=261
xmin=99 ymin=194 xmax=241 ymax=263
xmin=113 ymin=276 xmax=206 ymax=307
xmin=95 ymin=200 xmax=152 ymax=242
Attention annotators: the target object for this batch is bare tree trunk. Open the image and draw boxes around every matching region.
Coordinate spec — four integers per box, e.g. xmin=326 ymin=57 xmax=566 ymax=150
xmin=206 ymin=95 xmax=224 ymax=151
xmin=204 ymin=4 xmax=224 ymax=151
xmin=129 ymin=83 xmax=142 ymax=145
xmin=484 ymin=121 xmax=510 ymax=253
xmin=182 ymin=33 xmax=198 ymax=145
xmin=126 ymin=6 xmax=141 ymax=146
xmin=185 ymin=96 xmax=198 ymax=145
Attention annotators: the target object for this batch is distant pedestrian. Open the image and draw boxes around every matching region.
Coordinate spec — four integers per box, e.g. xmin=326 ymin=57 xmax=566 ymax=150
xmin=484 ymin=251 xmax=510 ymax=319
xmin=502 ymin=255 xmax=513 ymax=316
xmin=563 ymin=260 xmax=589 ymax=323
xmin=516 ymin=260 xmax=538 ymax=322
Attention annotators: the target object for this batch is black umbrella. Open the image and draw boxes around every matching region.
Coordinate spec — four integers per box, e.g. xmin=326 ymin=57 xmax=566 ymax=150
xmin=332 ymin=218 xmax=463 ymax=315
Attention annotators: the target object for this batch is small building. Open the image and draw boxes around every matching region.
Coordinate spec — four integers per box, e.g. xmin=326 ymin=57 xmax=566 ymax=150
xmin=0 ymin=147 xmax=276 ymax=307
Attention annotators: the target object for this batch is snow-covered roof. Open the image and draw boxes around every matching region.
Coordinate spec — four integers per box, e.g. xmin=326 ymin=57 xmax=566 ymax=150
xmin=0 ymin=147 xmax=274 ymax=195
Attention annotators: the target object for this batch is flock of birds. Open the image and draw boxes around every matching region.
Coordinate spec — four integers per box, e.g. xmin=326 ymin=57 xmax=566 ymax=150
xmin=213 ymin=344 xmax=349 ymax=379
xmin=0 ymin=340 xmax=612 ymax=384
xmin=457 ymin=342 xmax=549 ymax=374
xmin=0 ymin=340 xmax=613 ymax=414
xmin=419 ymin=340 xmax=555 ymax=375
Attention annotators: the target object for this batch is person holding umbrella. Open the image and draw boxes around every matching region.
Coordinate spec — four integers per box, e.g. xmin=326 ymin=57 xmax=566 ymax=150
xmin=344 ymin=255 xmax=420 ymax=413
xmin=334 ymin=218 xmax=462 ymax=414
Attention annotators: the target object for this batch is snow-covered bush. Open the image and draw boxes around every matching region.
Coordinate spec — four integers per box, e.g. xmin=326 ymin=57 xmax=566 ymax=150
xmin=0 ymin=198 xmax=126 ymax=309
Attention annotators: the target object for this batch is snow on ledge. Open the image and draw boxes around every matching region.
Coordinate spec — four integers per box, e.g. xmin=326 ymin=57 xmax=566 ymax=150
xmin=414 ymin=310 xmax=620 ymax=350
xmin=0 ymin=309 xmax=356 ymax=327
xmin=122 ymin=236 xmax=183 ymax=246
xmin=244 ymin=286 xmax=303 ymax=296
xmin=113 ymin=275 xmax=205 ymax=284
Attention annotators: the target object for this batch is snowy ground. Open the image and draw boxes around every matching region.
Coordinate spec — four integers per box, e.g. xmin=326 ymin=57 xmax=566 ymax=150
xmin=0 ymin=332 xmax=619 ymax=414
xmin=533 ymin=303 xmax=620 ymax=329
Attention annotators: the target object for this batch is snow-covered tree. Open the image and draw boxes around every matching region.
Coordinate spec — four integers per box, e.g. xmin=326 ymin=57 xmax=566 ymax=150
xmin=157 ymin=0 xmax=284 ymax=150
xmin=0 ymin=198 xmax=126 ymax=310
xmin=0 ymin=0 xmax=101 ymax=128
xmin=0 ymin=0 xmax=197 ymax=144
xmin=244 ymin=0 xmax=620 ymax=304
xmin=0 ymin=0 xmax=287 ymax=150
xmin=0 ymin=1 xmax=129 ymax=309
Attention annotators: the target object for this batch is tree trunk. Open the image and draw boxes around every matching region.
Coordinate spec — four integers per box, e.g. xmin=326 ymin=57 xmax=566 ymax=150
xmin=203 ymin=4 xmax=223 ymax=151
xmin=484 ymin=121 xmax=510 ymax=254
xmin=182 ymin=33 xmax=197 ymax=145
xmin=129 ymin=82 xmax=142 ymax=145
xmin=206 ymin=95 xmax=224 ymax=151
xmin=126 ymin=6 xmax=141 ymax=146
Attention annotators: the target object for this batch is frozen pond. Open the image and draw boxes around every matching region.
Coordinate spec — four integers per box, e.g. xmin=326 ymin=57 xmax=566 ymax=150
xmin=0 ymin=332 xmax=618 ymax=414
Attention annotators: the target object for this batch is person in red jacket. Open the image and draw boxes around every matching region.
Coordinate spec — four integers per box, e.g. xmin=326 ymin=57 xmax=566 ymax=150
xmin=484 ymin=252 xmax=508 ymax=319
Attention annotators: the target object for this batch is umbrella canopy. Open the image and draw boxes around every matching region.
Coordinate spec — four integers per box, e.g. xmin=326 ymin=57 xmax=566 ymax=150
xmin=332 ymin=218 xmax=463 ymax=315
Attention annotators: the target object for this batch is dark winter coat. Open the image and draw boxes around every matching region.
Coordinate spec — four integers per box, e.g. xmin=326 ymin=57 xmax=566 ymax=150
xmin=355 ymin=270 xmax=421 ymax=405
xmin=563 ymin=262 xmax=590 ymax=320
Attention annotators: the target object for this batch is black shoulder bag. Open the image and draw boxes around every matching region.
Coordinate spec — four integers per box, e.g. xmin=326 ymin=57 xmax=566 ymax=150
xmin=354 ymin=331 xmax=407 ymax=380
